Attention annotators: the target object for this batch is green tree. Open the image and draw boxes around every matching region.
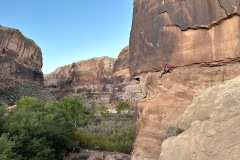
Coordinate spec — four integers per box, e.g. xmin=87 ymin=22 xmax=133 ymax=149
xmin=4 ymin=97 xmax=75 ymax=159
xmin=57 ymin=97 xmax=86 ymax=126
xmin=0 ymin=134 xmax=19 ymax=160
xmin=0 ymin=106 xmax=7 ymax=135
xmin=16 ymin=96 xmax=43 ymax=111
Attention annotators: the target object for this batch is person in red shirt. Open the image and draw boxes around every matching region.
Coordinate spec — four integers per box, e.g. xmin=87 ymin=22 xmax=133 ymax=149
xmin=160 ymin=64 xmax=172 ymax=78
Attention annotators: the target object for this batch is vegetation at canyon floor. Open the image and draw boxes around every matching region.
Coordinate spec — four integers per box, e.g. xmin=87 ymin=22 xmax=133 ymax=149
xmin=0 ymin=97 xmax=135 ymax=160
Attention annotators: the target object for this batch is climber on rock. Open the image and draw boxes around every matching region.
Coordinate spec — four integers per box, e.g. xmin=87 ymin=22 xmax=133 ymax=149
xmin=160 ymin=64 xmax=172 ymax=78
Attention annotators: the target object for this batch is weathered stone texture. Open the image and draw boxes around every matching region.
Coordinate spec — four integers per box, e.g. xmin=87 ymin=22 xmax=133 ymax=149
xmin=0 ymin=26 xmax=52 ymax=105
xmin=0 ymin=26 xmax=43 ymax=84
xmin=129 ymin=0 xmax=240 ymax=75
xmin=45 ymin=54 xmax=145 ymax=108
xmin=159 ymin=77 xmax=240 ymax=160
xmin=132 ymin=62 xmax=240 ymax=160
xmin=113 ymin=46 xmax=130 ymax=73
xmin=45 ymin=57 xmax=115 ymax=105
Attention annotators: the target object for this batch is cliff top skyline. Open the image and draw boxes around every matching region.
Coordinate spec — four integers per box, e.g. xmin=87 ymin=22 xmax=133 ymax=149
xmin=0 ymin=0 xmax=133 ymax=74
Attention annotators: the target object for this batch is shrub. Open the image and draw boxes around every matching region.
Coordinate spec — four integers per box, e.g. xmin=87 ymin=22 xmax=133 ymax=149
xmin=16 ymin=96 xmax=42 ymax=111
xmin=166 ymin=126 xmax=184 ymax=137
xmin=116 ymin=102 xmax=130 ymax=114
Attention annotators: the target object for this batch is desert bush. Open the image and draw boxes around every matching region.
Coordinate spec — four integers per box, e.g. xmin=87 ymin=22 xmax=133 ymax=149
xmin=166 ymin=126 xmax=184 ymax=137
xmin=116 ymin=102 xmax=130 ymax=114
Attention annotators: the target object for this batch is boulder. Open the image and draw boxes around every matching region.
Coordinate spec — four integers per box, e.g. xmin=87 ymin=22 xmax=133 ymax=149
xmin=159 ymin=77 xmax=240 ymax=160
xmin=179 ymin=76 xmax=240 ymax=130
xmin=132 ymin=63 xmax=240 ymax=159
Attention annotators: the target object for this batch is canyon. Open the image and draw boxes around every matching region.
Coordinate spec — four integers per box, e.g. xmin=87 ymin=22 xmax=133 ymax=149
xmin=1 ymin=0 xmax=240 ymax=160
xmin=44 ymin=46 xmax=144 ymax=108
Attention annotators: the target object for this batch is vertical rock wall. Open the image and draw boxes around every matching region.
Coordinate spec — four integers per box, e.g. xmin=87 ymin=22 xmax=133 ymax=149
xmin=0 ymin=26 xmax=43 ymax=84
xmin=45 ymin=56 xmax=115 ymax=105
xmin=130 ymin=1 xmax=240 ymax=159
xmin=129 ymin=0 xmax=240 ymax=75
xmin=0 ymin=26 xmax=55 ymax=105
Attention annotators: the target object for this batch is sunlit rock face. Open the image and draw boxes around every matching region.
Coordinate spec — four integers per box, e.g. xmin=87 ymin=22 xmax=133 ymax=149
xmin=129 ymin=1 xmax=240 ymax=159
xmin=131 ymin=63 xmax=240 ymax=160
xmin=0 ymin=26 xmax=43 ymax=84
xmin=45 ymin=56 xmax=115 ymax=105
xmin=0 ymin=26 xmax=54 ymax=105
xmin=129 ymin=0 xmax=240 ymax=75
xmin=45 ymin=48 xmax=145 ymax=108
xmin=159 ymin=77 xmax=240 ymax=160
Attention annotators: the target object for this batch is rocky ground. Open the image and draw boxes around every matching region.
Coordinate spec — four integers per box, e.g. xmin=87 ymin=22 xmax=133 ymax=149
xmin=64 ymin=150 xmax=131 ymax=160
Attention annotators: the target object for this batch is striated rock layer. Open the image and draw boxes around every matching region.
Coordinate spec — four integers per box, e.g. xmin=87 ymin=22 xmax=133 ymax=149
xmin=0 ymin=26 xmax=53 ymax=105
xmin=129 ymin=0 xmax=240 ymax=75
xmin=45 ymin=49 xmax=144 ymax=107
xmin=159 ymin=77 xmax=240 ymax=160
xmin=130 ymin=1 xmax=240 ymax=159
xmin=45 ymin=56 xmax=115 ymax=105
xmin=0 ymin=26 xmax=43 ymax=84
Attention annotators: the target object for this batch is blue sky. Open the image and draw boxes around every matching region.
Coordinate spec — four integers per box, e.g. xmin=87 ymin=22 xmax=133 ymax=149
xmin=0 ymin=0 xmax=133 ymax=74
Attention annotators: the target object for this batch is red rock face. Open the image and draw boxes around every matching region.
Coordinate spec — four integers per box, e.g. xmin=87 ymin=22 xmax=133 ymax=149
xmin=0 ymin=26 xmax=54 ymax=105
xmin=45 ymin=57 xmax=115 ymax=104
xmin=129 ymin=0 xmax=240 ymax=75
xmin=129 ymin=1 xmax=240 ymax=159
xmin=0 ymin=26 xmax=43 ymax=84
xmin=45 ymin=49 xmax=145 ymax=108
xmin=113 ymin=46 xmax=130 ymax=73
xmin=132 ymin=63 xmax=240 ymax=160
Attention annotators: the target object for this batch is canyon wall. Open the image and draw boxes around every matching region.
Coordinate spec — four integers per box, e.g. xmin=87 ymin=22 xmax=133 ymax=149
xmin=0 ymin=26 xmax=54 ymax=105
xmin=45 ymin=48 xmax=144 ymax=108
xmin=129 ymin=0 xmax=240 ymax=75
xmin=130 ymin=1 xmax=240 ymax=160
xmin=45 ymin=56 xmax=116 ymax=106
xmin=0 ymin=26 xmax=43 ymax=84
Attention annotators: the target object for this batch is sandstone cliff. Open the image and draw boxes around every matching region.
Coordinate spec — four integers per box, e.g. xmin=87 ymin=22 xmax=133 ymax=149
xmin=0 ymin=26 xmax=54 ymax=105
xmin=45 ymin=50 xmax=144 ymax=108
xmin=160 ymin=77 xmax=240 ymax=160
xmin=45 ymin=56 xmax=115 ymax=105
xmin=130 ymin=1 xmax=240 ymax=159
xmin=0 ymin=26 xmax=43 ymax=84
xmin=131 ymin=63 xmax=240 ymax=160
xmin=129 ymin=0 xmax=240 ymax=75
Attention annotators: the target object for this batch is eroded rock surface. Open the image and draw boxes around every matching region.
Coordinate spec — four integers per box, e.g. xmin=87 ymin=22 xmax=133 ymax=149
xmin=0 ymin=26 xmax=43 ymax=84
xmin=45 ymin=56 xmax=115 ymax=105
xmin=0 ymin=26 xmax=53 ymax=105
xmin=159 ymin=77 xmax=240 ymax=160
xmin=179 ymin=77 xmax=240 ymax=130
xmin=130 ymin=1 xmax=240 ymax=159
xmin=129 ymin=0 xmax=240 ymax=75
xmin=132 ymin=63 xmax=240 ymax=160
xmin=45 ymin=51 xmax=144 ymax=107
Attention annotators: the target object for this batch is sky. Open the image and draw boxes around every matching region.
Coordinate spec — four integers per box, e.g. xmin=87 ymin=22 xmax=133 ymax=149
xmin=0 ymin=0 xmax=133 ymax=74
